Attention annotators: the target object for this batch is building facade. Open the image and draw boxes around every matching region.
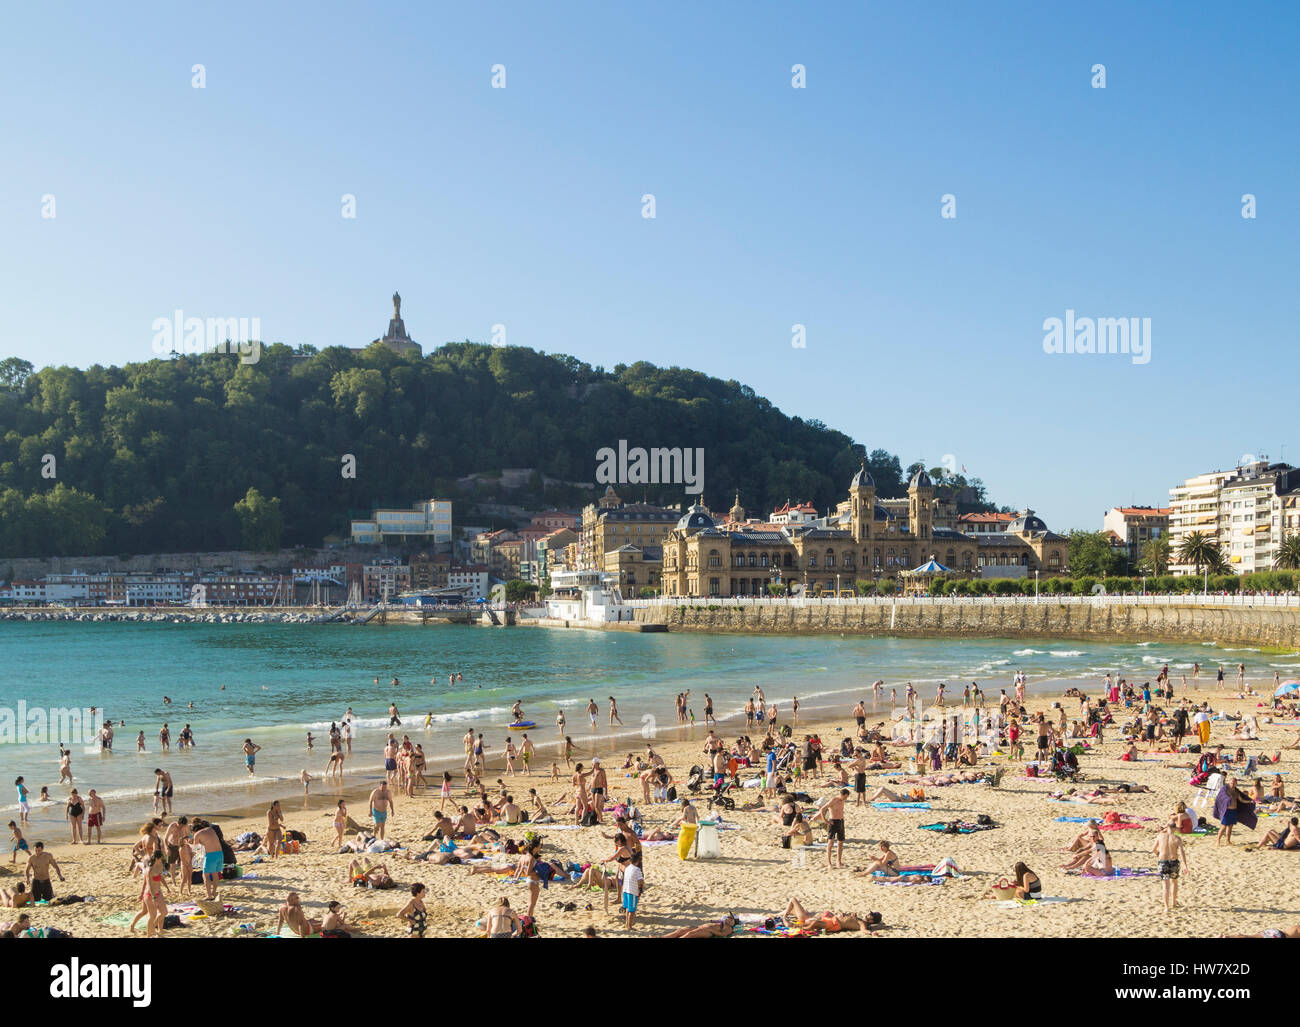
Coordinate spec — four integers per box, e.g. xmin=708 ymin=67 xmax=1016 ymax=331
xmin=579 ymin=487 xmax=682 ymax=572
xmin=351 ymin=498 xmax=453 ymax=546
xmin=1102 ymin=506 xmax=1171 ymax=565
xmin=1168 ymin=462 xmax=1299 ymax=574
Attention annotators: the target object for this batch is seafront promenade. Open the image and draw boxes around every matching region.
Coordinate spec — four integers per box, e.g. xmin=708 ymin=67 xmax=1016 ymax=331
xmin=4 ymin=594 xmax=1299 ymax=649
xmin=621 ymin=593 xmax=1300 ymax=649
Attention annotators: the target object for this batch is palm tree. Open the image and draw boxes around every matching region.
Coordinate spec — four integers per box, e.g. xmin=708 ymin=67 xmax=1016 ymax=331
xmin=1277 ymin=533 xmax=1300 ymax=570
xmin=1177 ymin=531 xmax=1224 ymax=576
xmin=1139 ymin=536 xmax=1171 ymax=575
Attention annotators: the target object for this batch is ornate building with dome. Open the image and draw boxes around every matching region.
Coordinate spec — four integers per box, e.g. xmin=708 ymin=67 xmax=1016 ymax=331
xmin=655 ymin=464 xmax=1068 ymax=597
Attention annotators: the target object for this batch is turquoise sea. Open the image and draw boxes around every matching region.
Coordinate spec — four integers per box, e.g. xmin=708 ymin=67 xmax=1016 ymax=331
xmin=3 ymin=621 xmax=1297 ymax=830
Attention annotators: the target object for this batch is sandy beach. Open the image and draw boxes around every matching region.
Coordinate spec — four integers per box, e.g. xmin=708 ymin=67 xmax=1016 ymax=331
xmin=6 ymin=681 xmax=1299 ymax=940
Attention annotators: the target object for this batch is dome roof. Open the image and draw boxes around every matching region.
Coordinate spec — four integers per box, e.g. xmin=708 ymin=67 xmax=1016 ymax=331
xmin=850 ymin=461 xmax=874 ymax=489
xmin=909 ymin=468 xmax=933 ymax=489
xmin=1007 ymin=509 xmax=1048 ymax=533
xmin=676 ymin=503 xmax=715 ymax=533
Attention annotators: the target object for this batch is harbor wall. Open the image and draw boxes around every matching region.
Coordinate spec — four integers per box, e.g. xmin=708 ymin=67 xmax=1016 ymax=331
xmin=631 ymin=602 xmax=1300 ymax=650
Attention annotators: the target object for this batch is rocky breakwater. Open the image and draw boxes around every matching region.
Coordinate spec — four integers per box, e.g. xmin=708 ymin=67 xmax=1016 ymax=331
xmin=1 ymin=608 xmax=322 ymax=625
xmin=634 ymin=601 xmax=1300 ymax=650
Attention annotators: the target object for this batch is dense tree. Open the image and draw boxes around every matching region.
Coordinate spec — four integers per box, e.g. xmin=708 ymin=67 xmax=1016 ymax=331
xmin=1177 ymin=531 xmax=1226 ymax=576
xmin=234 ymin=488 xmax=284 ymax=552
xmin=1068 ymin=530 xmax=1129 ymax=577
xmin=0 ymin=344 xmax=999 ymax=558
xmin=1137 ymin=536 xmax=1171 ymax=575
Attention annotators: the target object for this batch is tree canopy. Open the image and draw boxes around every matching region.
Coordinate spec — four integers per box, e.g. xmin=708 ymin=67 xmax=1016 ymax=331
xmin=0 ymin=343 xmax=979 ymax=558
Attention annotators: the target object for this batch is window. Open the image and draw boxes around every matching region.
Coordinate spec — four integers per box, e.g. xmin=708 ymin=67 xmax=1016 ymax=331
xmin=760 ymin=553 xmax=769 ymax=567
xmin=808 ymin=555 xmax=817 ymax=568
xmin=708 ymin=550 xmax=721 ymax=569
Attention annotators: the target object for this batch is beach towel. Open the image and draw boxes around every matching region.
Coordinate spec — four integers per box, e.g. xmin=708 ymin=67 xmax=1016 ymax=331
xmin=1099 ymin=822 xmax=1146 ymax=831
xmin=1213 ymin=788 xmax=1258 ymax=831
xmin=917 ymin=821 xmax=997 ymax=834
xmin=871 ymin=802 xmax=930 ymax=809
xmin=1066 ymin=867 xmax=1156 ymax=879
xmin=1053 ymin=816 xmax=1095 ymax=823
xmin=97 ymin=912 xmax=139 ymax=928
xmin=991 ymin=896 xmax=1077 ymax=908
xmin=872 ymin=875 xmax=944 ymax=886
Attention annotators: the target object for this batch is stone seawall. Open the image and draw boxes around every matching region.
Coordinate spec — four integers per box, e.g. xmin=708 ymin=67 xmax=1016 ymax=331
xmin=633 ymin=603 xmax=1300 ymax=650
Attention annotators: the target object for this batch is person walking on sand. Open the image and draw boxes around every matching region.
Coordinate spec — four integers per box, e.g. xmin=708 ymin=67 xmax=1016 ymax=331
xmin=622 ymin=853 xmax=644 ymax=930
xmin=242 ymin=738 xmax=262 ymax=776
xmin=369 ymin=781 xmax=394 ymax=840
xmin=85 ymin=790 xmax=106 ymax=844
xmin=64 ymin=789 xmax=85 ymax=845
xmin=266 ymin=800 xmax=285 ymax=859
xmin=811 ymin=788 xmax=850 ymax=868
xmin=24 ymin=842 xmax=64 ymax=903
xmin=154 ymin=768 xmax=174 ymax=815
xmin=192 ymin=820 xmax=223 ymax=900
xmin=1154 ymin=817 xmax=1191 ymax=911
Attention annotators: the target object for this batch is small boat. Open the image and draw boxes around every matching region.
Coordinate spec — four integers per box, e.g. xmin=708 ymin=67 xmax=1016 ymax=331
xmin=508 ymin=721 xmax=536 ymax=730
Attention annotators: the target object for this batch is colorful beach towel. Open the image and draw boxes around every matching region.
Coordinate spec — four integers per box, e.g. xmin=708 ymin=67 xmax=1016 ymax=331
xmin=872 ymin=802 xmax=931 ymax=809
xmin=1066 ymin=867 xmax=1156 ymax=879
xmin=918 ymin=821 xmax=997 ymax=834
xmin=872 ymin=874 xmax=944 ymax=886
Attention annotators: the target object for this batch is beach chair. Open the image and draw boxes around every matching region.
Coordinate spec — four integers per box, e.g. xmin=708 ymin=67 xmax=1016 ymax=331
xmin=1192 ymin=772 xmax=1223 ymax=810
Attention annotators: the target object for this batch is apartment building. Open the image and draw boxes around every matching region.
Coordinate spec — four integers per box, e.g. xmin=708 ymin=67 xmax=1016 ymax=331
xmin=1102 ymin=506 xmax=1171 ymax=565
xmin=351 ymin=498 xmax=453 ymax=545
xmin=1169 ymin=461 xmax=1298 ymax=574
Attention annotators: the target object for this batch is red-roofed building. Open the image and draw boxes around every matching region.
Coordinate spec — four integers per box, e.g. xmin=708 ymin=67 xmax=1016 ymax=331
xmin=956 ymin=511 xmax=1016 ymax=534
xmin=1103 ymin=506 xmax=1171 ymax=564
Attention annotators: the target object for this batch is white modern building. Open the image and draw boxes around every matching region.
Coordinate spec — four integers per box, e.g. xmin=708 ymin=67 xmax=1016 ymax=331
xmin=351 ymin=498 xmax=453 ymax=545
xmin=447 ymin=565 xmax=490 ymax=600
xmin=1169 ymin=461 xmax=1299 ymax=575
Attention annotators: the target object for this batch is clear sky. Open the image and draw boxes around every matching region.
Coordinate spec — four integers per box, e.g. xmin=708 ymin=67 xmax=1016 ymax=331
xmin=3 ymin=1 xmax=1297 ymax=530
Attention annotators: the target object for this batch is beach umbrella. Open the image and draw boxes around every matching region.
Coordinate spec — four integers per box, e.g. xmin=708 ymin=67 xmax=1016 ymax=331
xmin=1276 ymin=681 xmax=1300 ymax=697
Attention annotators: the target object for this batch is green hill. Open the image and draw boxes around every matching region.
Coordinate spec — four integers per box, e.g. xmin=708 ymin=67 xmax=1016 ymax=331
xmin=0 ymin=346 xmax=993 ymax=557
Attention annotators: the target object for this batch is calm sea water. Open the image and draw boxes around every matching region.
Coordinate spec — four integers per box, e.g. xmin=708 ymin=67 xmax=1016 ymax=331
xmin=3 ymin=621 xmax=1296 ymax=829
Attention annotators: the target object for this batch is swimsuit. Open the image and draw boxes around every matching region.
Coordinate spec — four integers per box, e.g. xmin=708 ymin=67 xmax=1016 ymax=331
xmin=203 ymin=850 xmax=223 ymax=874
xmin=1158 ymin=859 xmax=1180 ymax=879
xmin=68 ymin=803 xmax=83 ymax=818
xmin=827 ymin=818 xmax=845 ymax=841
xmin=373 ymin=809 xmax=387 ymax=823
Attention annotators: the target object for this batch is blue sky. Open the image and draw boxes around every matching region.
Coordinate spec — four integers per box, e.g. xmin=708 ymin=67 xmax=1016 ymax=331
xmin=3 ymin=1 xmax=1297 ymax=530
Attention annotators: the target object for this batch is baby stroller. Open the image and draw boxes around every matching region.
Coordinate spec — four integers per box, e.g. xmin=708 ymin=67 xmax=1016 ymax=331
xmin=686 ymin=765 xmax=706 ymax=794
xmin=1050 ymin=747 xmax=1081 ymax=783
xmin=707 ymin=775 xmax=737 ymax=811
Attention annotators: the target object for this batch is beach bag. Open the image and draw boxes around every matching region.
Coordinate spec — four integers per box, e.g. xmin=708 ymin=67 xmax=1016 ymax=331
xmin=976 ymin=815 xmax=993 ymax=826
xmin=666 ymin=786 xmax=677 ymax=801
xmin=581 ymin=810 xmax=598 ymax=827
xmin=519 ymin=915 xmax=538 ymax=938
xmin=1025 ymin=764 xmax=1037 ymax=778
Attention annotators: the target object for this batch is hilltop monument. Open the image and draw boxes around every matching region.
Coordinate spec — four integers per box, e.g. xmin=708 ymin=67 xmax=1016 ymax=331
xmin=368 ymin=290 xmax=422 ymax=356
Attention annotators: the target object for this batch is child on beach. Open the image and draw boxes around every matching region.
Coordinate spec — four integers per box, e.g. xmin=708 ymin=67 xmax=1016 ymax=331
xmin=301 ymin=769 xmax=313 ymax=796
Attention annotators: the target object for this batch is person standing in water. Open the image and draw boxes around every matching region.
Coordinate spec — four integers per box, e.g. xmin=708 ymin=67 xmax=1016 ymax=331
xmin=609 ymin=696 xmax=623 ymax=726
xmin=242 ymin=739 xmax=262 ymax=776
